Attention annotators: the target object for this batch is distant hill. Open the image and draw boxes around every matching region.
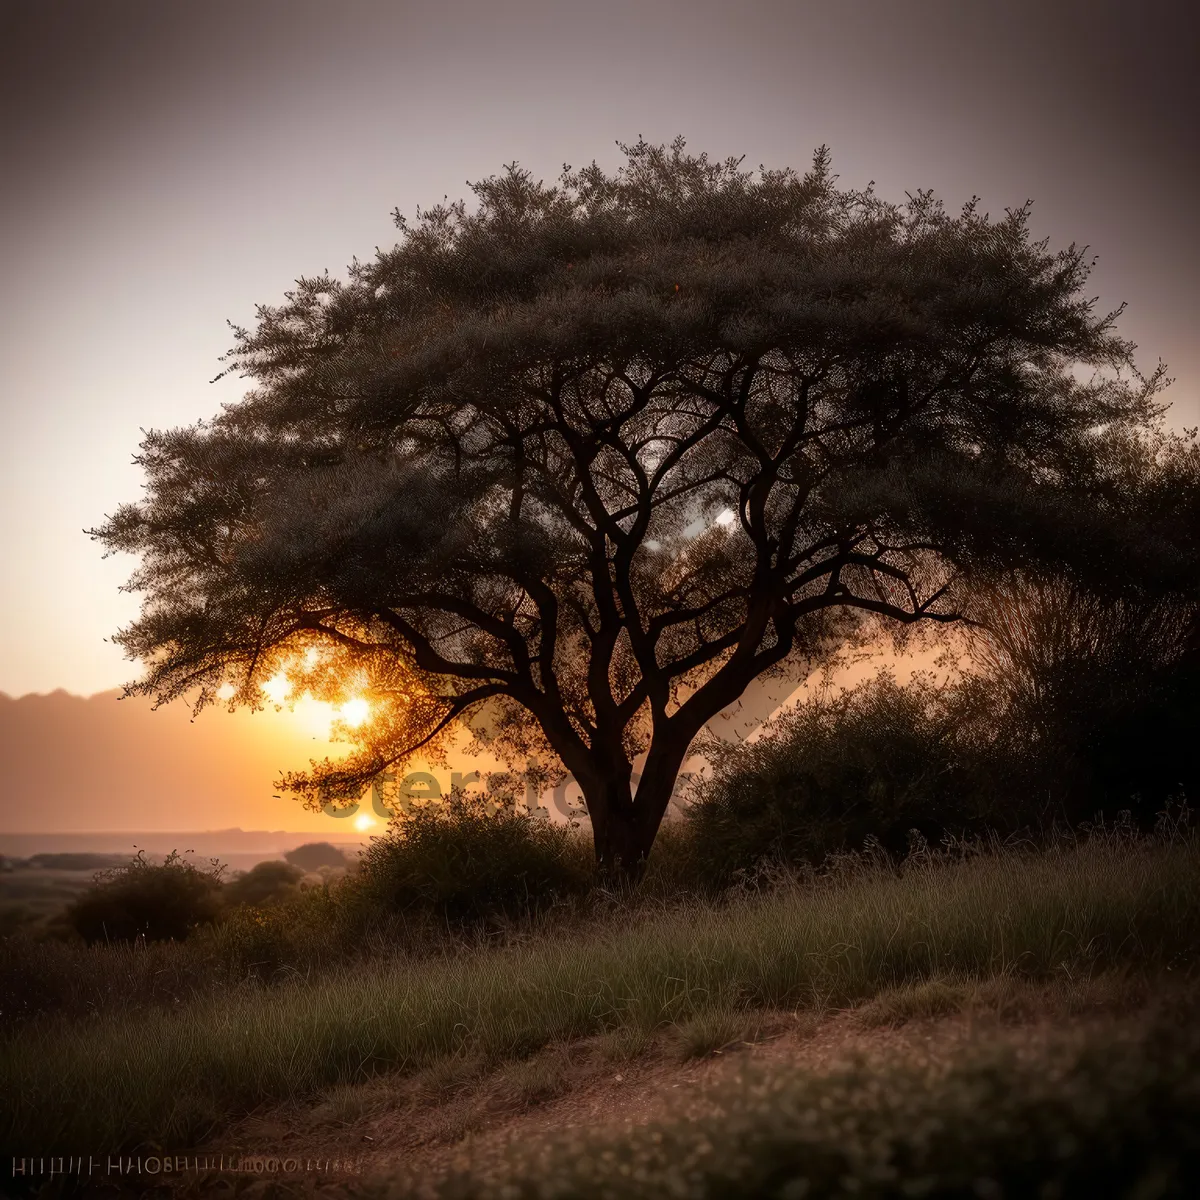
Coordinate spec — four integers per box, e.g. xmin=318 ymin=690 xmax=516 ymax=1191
xmin=0 ymin=828 xmax=366 ymax=858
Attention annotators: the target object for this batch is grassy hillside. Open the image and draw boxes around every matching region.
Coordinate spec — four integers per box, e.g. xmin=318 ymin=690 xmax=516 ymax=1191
xmin=3 ymin=831 xmax=1197 ymax=1159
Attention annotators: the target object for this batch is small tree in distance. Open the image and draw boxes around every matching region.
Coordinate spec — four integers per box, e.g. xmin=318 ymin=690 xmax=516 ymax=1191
xmin=92 ymin=136 xmax=1171 ymax=882
xmin=284 ymin=842 xmax=349 ymax=872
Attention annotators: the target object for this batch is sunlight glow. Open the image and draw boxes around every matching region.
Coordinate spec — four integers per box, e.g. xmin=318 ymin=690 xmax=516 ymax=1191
xmin=260 ymin=671 xmax=292 ymax=704
xmin=340 ymin=697 xmax=371 ymax=728
xmin=714 ymin=508 xmax=737 ymax=526
xmin=256 ymin=662 xmax=372 ymax=739
xmin=292 ymin=694 xmax=336 ymax=737
xmin=288 ymin=693 xmax=372 ymax=739
xmin=354 ymin=813 xmax=376 ymax=832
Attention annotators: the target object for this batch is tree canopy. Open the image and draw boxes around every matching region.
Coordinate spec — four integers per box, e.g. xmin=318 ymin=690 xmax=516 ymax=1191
xmin=92 ymin=136 xmax=1173 ymax=879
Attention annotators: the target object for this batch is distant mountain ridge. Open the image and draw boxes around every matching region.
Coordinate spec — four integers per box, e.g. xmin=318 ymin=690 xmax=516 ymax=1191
xmin=0 ymin=828 xmax=366 ymax=856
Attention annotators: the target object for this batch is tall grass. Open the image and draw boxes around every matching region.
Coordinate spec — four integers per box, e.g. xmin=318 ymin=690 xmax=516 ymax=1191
xmin=0 ymin=820 xmax=716 ymax=1033
xmin=3 ymin=833 xmax=1197 ymax=1155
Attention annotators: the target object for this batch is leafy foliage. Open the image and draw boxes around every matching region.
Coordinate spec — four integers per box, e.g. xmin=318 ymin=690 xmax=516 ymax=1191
xmin=684 ymin=671 xmax=995 ymax=887
xmin=963 ymin=570 xmax=1200 ymax=823
xmin=91 ymin=135 xmax=1174 ymax=876
xmin=686 ymin=537 xmax=1199 ymax=884
xmin=220 ymin=859 xmax=304 ymax=910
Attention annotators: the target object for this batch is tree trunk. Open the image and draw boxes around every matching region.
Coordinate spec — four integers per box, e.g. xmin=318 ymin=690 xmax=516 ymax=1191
xmin=584 ymin=735 xmax=693 ymax=888
xmin=590 ymin=800 xmax=656 ymax=887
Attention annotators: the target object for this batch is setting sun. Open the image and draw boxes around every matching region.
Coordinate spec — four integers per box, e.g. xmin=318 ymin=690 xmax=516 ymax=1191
xmin=251 ymin=665 xmax=374 ymax=740
xmin=260 ymin=671 xmax=292 ymax=705
xmin=340 ymin=697 xmax=370 ymax=728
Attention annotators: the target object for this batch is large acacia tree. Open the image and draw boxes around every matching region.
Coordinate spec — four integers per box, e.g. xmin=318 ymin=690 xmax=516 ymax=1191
xmin=93 ymin=136 xmax=1168 ymax=880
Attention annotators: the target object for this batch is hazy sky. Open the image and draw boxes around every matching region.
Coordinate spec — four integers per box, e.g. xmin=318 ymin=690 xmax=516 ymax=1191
xmin=2 ymin=0 xmax=1197 ymax=699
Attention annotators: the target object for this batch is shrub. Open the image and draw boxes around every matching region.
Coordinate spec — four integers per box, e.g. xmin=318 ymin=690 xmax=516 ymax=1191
xmin=350 ymin=792 xmax=592 ymax=928
xmin=220 ymin=860 xmax=303 ymax=910
xmin=205 ymin=883 xmax=348 ymax=979
xmin=0 ymin=904 xmax=39 ymax=940
xmin=284 ymin=842 xmax=350 ymax=872
xmin=963 ymin=573 xmax=1200 ymax=825
xmin=684 ymin=671 xmax=988 ymax=889
xmin=64 ymin=849 xmax=226 ymax=945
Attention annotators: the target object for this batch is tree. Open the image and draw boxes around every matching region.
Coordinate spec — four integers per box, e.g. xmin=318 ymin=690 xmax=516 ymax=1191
xmin=963 ymin=561 xmax=1200 ymax=820
xmin=222 ymin=859 xmax=305 ymax=909
xmin=955 ymin=426 xmax=1200 ymax=822
xmin=92 ymin=136 xmax=1171 ymax=882
xmin=283 ymin=842 xmax=350 ymax=872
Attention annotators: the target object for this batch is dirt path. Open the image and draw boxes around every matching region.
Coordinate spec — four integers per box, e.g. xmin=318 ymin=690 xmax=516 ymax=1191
xmin=183 ymin=992 xmax=1136 ymax=1197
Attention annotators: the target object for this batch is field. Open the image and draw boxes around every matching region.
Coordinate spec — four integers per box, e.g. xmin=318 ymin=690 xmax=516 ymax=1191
xmin=0 ymin=848 xmax=348 ymax=940
xmin=3 ymin=830 xmax=1199 ymax=1196
xmin=0 ymin=866 xmax=112 ymax=937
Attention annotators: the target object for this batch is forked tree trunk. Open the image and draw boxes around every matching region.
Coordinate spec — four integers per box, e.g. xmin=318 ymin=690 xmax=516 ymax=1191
xmin=589 ymin=799 xmax=656 ymax=887
xmin=584 ymin=737 xmax=692 ymax=887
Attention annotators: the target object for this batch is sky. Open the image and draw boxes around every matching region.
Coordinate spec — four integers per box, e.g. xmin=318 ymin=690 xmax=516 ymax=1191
xmin=1 ymin=0 xmax=1197 ymax=705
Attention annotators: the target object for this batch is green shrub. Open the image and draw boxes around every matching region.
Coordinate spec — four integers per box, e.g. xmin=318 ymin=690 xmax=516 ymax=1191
xmin=206 ymin=885 xmax=345 ymax=978
xmin=350 ymin=792 xmax=592 ymax=927
xmin=684 ymin=672 xmax=988 ymax=889
xmin=64 ymin=849 xmax=226 ymax=945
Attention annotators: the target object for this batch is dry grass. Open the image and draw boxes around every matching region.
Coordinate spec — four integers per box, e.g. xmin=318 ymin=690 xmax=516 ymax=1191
xmin=853 ymin=968 xmax=1154 ymax=1029
xmin=595 ymin=1025 xmax=656 ymax=1063
xmin=3 ymin=834 xmax=1197 ymax=1156
xmin=362 ymin=996 xmax=1200 ymax=1199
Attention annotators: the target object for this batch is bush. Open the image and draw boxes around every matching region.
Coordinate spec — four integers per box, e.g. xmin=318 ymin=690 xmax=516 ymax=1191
xmin=350 ymin=792 xmax=592 ymax=928
xmin=220 ymin=860 xmax=304 ymax=910
xmin=964 ymin=573 xmax=1200 ymax=825
xmin=204 ymin=882 xmax=352 ymax=979
xmin=0 ymin=904 xmax=39 ymax=940
xmin=64 ymin=849 xmax=226 ymax=945
xmin=683 ymin=671 xmax=991 ymax=889
xmin=284 ymin=842 xmax=350 ymax=872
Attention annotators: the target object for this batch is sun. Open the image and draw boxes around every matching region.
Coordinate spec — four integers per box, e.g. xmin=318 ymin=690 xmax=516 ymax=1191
xmin=222 ymin=663 xmax=376 ymax=740
xmin=290 ymin=694 xmax=371 ymax=740
xmin=354 ymin=813 xmax=376 ymax=832
xmin=340 ymin=697 xmax=371 ymax=728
